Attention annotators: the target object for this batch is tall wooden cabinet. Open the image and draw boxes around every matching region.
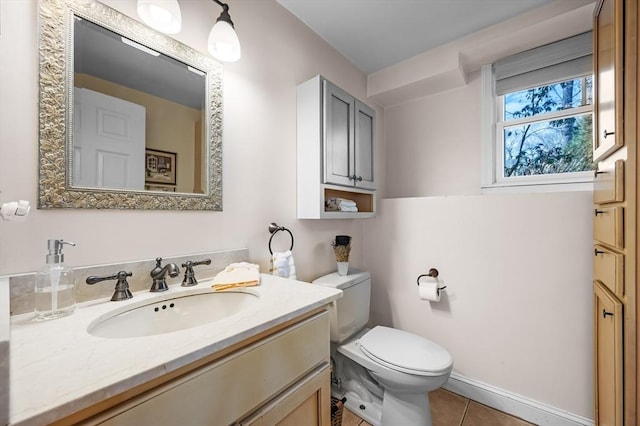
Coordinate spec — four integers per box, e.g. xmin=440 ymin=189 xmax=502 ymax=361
xmin=592 ymin=0 xmax=638 ymax=424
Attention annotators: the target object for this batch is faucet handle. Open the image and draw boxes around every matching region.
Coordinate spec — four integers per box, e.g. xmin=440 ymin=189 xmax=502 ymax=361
xmin=86 ymin=271 xmax=133 ymax=301
xmin=181 ymin=258 xmax=212 ymax=287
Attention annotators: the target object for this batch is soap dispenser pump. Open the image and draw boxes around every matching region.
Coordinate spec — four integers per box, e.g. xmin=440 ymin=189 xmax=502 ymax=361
xmin=35 ymin=239 xmax=76 ymax=321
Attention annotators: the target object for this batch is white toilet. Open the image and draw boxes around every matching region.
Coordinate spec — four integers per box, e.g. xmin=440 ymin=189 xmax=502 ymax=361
xmin=313 ymin=270 xmax=453 ymax=426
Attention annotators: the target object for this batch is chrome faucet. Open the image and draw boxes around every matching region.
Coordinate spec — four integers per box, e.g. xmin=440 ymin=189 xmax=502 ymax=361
xmin=150 ymin=257 xmax=180 ymax=292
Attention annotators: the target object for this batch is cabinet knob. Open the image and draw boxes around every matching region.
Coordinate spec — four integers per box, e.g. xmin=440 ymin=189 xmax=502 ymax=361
xmin=603 ymin=309 xmax=614 ymax=318
xmin=356 ymin=176 xmax=363 ymax=182
xmin=603 ymin=129 xmax=615 ymax=139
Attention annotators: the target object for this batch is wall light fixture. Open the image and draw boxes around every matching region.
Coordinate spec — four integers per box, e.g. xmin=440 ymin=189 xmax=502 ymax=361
xmin=208 ymin=0 xmax=241 ymax=62
xmin=136 ymin=0 xmax=182 ymax=34
xmin=136 ymin=0 xmax=241 ymax=63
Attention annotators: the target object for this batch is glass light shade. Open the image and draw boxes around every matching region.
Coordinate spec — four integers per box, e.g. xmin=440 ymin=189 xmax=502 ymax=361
xmin=137 ymin=0 xmax=182 ymax=34
xmin=207 ymin=20 xmax=241 ymax=62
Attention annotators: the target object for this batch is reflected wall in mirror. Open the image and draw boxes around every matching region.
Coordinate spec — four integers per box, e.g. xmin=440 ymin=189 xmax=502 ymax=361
xmin=38 ymin=0 xmax=223 ymax=210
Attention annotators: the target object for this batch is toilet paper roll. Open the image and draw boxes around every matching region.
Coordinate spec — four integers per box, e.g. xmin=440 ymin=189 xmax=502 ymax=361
xmin=418 ymin=280 xmax=441 ymax=302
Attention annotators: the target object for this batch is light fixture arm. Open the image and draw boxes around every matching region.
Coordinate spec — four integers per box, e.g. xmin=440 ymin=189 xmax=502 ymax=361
xmin=213 ymin=0 xmax=235 ymax=28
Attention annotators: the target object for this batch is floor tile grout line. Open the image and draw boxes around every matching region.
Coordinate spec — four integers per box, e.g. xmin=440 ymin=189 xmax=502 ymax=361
xmin=459 ymin=397 xmax=471 ymax=426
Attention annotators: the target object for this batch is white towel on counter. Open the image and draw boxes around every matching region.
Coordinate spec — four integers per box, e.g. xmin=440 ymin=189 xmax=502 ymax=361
xmin=211 ymin=262 xmax=260 ymax=291
xmin=270 ymin=250 xmax=297 ymax=280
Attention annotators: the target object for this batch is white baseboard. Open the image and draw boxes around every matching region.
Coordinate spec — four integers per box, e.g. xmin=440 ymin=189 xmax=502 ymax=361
xmin=443 ymin=373 xmax=594 ymax=426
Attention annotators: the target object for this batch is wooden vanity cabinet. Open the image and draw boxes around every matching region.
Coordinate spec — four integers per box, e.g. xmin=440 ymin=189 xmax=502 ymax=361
xmin=68 ymin=311 xmax=331 ymax=426
xmin=297 ymin=75 xmax=376 ymax=219
xmin=592 ymin=0 xmax=638 ymax=424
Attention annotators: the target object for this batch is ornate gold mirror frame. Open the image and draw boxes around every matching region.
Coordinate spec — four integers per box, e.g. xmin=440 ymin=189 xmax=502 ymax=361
xmin=38 ymin=0 xmax=223 ymax=210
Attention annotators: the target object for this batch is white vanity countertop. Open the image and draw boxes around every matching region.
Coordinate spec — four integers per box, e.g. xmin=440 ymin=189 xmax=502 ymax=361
xmin=9 ymin=274 xmax=341 ymax=425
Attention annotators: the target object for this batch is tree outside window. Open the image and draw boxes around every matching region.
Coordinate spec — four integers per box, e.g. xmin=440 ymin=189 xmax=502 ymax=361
xmin=500 ymin=76 xmax=594 ymax=178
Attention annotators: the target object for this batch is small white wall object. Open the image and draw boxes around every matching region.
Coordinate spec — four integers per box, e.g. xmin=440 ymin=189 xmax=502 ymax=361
xmin=0 ymin=200 xmax=30 ymax=221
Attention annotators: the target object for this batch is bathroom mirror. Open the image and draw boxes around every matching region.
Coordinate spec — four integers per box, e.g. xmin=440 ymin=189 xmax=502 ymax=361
xmin=38 ymin=0 xmax=222 ymax=210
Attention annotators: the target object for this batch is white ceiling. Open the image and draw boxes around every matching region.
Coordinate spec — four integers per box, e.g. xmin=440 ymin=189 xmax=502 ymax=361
xmin=276 ymin=0 xmax=557 ymax=74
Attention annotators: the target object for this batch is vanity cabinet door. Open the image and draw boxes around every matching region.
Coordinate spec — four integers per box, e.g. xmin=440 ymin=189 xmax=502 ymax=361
xmin=240 ymin=365 xmax=331 ymax=426
xmin=594 ymin=281 xmax=623 ymax=426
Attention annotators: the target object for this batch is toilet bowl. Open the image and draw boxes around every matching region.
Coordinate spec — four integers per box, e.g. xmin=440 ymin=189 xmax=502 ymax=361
xmin=313 ymin=271 xmax=453 ymax=426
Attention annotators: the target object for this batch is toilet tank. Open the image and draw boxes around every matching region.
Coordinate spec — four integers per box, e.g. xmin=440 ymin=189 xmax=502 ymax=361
xmin=312 ymin=270 xmax=371 ymax=343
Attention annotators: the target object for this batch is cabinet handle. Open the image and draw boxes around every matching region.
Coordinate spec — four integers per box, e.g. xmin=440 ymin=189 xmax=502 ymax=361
xmin=594 ymin=169 xmax=606 ymax=178
xmin=603 ymin=129 xmax=615 ymax=139
xmin=594 ymin=248 xmax=606 ymax=256
xmin=603 ymin=309 xmax=614 ymax=318
xmin=594 ymin=209 xmax=605 ymax=216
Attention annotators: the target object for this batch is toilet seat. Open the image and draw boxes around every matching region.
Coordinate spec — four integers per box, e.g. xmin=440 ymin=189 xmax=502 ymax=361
xmin=357 ymin=326 xmax=453 ymax=377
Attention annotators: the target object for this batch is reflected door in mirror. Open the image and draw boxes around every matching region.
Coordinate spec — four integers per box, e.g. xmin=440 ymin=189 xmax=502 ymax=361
xmin=73 ymin=88 xmax=146 ymax=190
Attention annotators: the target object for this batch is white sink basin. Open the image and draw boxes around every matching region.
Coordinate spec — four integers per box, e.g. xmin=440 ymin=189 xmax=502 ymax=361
xmin=87 ymin=290 xmax=259 ymax=338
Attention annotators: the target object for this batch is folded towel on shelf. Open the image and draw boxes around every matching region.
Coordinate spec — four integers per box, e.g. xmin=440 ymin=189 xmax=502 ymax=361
xmin=269 ymin=250 xmax=297 ymax=280
xmin=325 ymin=197 xmax=358 ymax=212
xmin=336 ymin=198 xmax=357 ymax=207
xmin=211 ymin=262 xmax=260 ymax=291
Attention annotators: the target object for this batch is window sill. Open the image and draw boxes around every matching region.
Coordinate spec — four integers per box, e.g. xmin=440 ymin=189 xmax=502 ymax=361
xmin=481 ymin=180 xmax=594 ymax=194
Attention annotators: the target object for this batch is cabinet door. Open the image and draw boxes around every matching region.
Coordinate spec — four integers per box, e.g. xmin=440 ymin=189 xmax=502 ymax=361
xmin=594 ymin=281 xmax=623 ymax=426
xmin=323 ymin=80 xmax=355 ymax=187
xmin=593 ymin=0 xmax=624 ymax=162
xmin=241 ymin=365 xmax=331 ymax=426
xmin=354 ymin=101 xmax=375 ymax=190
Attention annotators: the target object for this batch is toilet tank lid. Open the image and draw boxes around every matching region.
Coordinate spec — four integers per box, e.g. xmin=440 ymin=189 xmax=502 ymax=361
xmin=312 ymin=270 xmax=370 ymax=290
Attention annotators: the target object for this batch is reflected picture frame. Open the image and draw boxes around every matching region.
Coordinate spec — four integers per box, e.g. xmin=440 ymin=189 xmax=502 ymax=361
xmin=145 ymin=148 xmax=177 ymax=185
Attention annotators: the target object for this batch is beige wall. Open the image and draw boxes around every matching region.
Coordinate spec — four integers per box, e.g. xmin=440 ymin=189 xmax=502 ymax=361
xmin=0 ymin=0 xmax=592 ymax=420
xmin=363 ymin=1 xmax=594 ymax=419
xmin=0 ymin=0 xmax=378 ymax=280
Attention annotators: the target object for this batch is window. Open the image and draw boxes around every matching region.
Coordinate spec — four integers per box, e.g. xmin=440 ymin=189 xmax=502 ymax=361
xmin=481 ymin=32 xmax=594 ymax=191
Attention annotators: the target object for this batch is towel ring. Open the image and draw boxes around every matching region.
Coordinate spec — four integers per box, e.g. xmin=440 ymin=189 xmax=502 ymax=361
xmin=268 ymin=222 xmax=294 ymax=255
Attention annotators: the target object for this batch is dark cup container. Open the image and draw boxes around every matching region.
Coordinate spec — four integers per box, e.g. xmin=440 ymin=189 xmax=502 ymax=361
xmin=335 ymin=235 xmax=351 ymax=246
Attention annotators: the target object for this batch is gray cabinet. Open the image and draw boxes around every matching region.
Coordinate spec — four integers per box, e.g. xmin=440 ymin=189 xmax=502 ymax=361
xmin=297 ymin=75 xmax=376 ymax=219
xmin=323 ymin=80 xmax=375 ymax=190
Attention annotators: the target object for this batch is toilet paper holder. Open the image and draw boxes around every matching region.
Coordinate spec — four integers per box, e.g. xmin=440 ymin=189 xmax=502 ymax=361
xmin=416 ymin=268 xmax=447 ymax=291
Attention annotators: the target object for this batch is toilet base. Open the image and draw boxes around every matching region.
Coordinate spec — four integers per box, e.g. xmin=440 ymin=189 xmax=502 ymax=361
xmin=380 ymin=389 xmax=432 ymax=426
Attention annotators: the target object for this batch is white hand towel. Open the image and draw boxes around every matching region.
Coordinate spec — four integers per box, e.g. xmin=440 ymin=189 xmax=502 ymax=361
xmin=270 ymin=250 xmax=297 ymax=280
xmin=211 ymin=262 xmax=260 ymax=290
xmin=339 ymin=205 xmax=358 ymax=212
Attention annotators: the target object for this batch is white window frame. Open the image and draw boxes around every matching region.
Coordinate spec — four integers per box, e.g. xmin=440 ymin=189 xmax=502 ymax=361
xmin=480 ymin=36 xmax=595 ymax=194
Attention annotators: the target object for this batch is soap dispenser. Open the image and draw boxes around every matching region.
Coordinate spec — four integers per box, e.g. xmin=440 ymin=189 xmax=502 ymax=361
xmin=35 ymin=239 xmax=76 ymax=321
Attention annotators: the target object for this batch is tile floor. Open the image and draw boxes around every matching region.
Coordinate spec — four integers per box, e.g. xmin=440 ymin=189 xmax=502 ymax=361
xmin=340 ymin=388 xmax=536 ymax=426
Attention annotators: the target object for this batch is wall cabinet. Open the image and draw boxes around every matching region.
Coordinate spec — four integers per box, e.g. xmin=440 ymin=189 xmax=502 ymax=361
xmin=593 ymin=0 xmax=624 ymax=162
xmin=297 ymin=75 xmax=376 ymax=219
xmin=592 ymin=0 xmax=638 ymax=424
xmin=66 ymin=312 xmax=331 ymax=426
